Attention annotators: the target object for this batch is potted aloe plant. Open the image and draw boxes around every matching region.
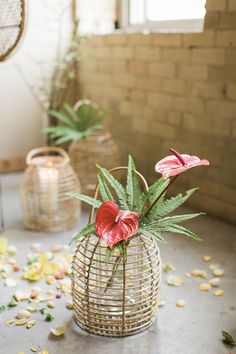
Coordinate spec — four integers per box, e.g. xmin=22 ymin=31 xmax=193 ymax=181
xmin=44 ymin=99 xmax=120 ymax=195
xmin=70 ymin=149 xmax=209 ymax=337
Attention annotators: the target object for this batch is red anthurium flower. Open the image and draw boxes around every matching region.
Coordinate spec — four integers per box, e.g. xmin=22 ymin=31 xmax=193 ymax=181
xmin=95 ymin=201 xmax=138 ymax=248
xmin=155 ymin=148 xmax=209 ymax=180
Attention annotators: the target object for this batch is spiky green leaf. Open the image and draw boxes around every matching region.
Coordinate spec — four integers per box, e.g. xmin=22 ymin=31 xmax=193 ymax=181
xmin=151 ymin=188 xmax=199 ymax=219
xmin=96 ymin=165 xmax=128 ymax=209
xmin=152 ymin=223 xmax=201 ymax=241
xmin=126 ymin=155 xmax=142 ymax=211
xmin=138 ymin=227 xmax=167 ymax=243
xmin=69 ymin=223 xmax=95 ymax=245
xmin=67 ymin=192 xmax=102 ymax=208
xmin=154 ymin=212 xmax=204 ymax=225
xmin=98 ymin=173 xmax=114 ymax=202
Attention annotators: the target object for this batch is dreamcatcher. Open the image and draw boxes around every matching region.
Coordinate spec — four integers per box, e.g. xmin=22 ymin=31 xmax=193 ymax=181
xmin=0 ymin=0 xmax=25 ymax=61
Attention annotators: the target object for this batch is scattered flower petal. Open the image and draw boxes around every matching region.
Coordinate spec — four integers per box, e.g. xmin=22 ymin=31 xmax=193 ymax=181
xmin=15 ymin=318 xmax=28 ymax=325
xmin=162 ymin=262 xmax=176 ymax=273
xmin=208 ymin=277 xmax=220 ymax=287
xmin=199 ymin=283 xmax=211 ymax=292
xmin=0 ymin=236 xmax=8 ymax=254
xmin=15 ymin=310 xmax=31 ymax=319
xmin=203 ymin=255 xmax=212 ymax=262
xmin=50 ymin=324 xmax=67 ymax=336
xmin=157 ymin=300 xmax=166 ymax=308
xmin=212 ymin=268 xmax=224 ymax=277
xmin=26 ymin=320 xmax=36 ymax=329
xmin=47 ymin=301 xmax=55 ymax=309
xmin=214 ymin=289 xmax=224 ymax=297
xmin=191 ymin=269 xmax=207 ymax=279
xmin=167 ymin=275 xmax=184 ymax=286
xmin=5 ymin=277 xmax=18 ymax=287
xmin=5 ymin=319 xmax=15 ymax=326
xmin=66 ymin=300 xmax=73 ymax=310
xmin=176 ymin=299 xmax=186 ymax=308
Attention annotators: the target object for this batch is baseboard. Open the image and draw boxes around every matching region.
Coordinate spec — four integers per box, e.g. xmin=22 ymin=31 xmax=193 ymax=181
xmin=0 ymin=156 xmax=26 ymax=173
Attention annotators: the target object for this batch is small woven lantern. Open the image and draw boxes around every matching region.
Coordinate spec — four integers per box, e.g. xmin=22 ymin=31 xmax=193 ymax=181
xmin=72 ymin=167 xmax=161 ymax=337
xmin=20 ymin=147 xmax=81 ymax=231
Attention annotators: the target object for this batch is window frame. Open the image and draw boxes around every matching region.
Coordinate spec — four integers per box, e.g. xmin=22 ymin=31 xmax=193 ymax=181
xmin=120 ymin=0 xmax=205 ymax=33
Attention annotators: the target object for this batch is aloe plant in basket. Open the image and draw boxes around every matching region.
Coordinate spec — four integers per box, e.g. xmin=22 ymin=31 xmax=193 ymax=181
xmin=44 ymin=99 xmax=120 ymax=195
xmin=70 ymin=149 xmax=209 ymax=337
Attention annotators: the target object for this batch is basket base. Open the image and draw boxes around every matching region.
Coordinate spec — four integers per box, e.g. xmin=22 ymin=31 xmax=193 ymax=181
xmin=73 ymin=315 xmax=157 ymax=338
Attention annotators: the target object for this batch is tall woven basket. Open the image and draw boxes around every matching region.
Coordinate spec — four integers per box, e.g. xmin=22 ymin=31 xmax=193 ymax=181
xmin=72 ymin=167 xmax=161 ymax=337
xmin=68 ymin=100 xmax=120 ymax=195
xmin=20 ymin=147 xmax=81 ymax=232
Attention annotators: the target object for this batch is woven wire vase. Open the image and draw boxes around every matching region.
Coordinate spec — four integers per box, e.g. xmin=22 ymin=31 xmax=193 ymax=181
xmin=68 ymin=100 xmax=120 ymax=195
xmin=20 ymin=147 xmax=81 ymax=231
xmin=72 ymin=167 xmax=161 ymax=337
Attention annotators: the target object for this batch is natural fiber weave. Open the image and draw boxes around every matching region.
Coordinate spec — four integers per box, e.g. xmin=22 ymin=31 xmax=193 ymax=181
xmin=20 ymin=147 xmax=81 ymax=232
xmin=68 ymin=130 xmax=120 ymax=195
xmin=0 ymin=0 xmax=25 ymax=61
xmin=72 ymin=167 xmax=161 ymax=337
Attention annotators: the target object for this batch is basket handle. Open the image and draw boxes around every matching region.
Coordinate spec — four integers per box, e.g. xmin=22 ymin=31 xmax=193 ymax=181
xmin=26 ymin=146 xmax=70 ymax=166
xmin=73 ymin=98 xmax=99 ymax=111
xmin=89 ymin=166 xmax=149 ymax=223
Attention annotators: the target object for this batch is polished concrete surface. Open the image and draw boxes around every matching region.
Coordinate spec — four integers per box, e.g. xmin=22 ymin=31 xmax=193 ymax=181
xmin=0 ymin=173 xmax=235 ymax=354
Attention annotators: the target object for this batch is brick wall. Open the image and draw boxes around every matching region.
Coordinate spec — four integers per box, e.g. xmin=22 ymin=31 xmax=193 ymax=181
xmin=77 ymin=0 xmax=236 ymax=224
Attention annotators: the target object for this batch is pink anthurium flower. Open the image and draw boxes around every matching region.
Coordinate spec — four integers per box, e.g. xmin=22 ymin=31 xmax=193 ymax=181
xmin=95 ymin=201 xmax=138 ymax=248
xmin=155 ymin=148 xmax=210 ymax=180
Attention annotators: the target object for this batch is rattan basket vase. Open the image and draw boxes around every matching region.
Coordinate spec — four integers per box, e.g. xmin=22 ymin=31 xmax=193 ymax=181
xmin=20 ymin=147 xmax=81 ymax=232
xmin=72 ymin=167 xmax=161 ymax=337
xmin=68 ymin=100 xmax=120 ymax=195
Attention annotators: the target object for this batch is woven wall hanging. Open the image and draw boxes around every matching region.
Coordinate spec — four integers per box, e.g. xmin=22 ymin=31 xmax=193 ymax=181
xmin=0 ymin=0 xmax=25 ymax=61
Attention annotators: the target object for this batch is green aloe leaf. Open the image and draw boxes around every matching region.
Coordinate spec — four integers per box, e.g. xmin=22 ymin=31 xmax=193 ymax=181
xmin=96 ymin=165 xmax=128 ymax=209
xmin=67 ymin=192 xmax=102 ymax=208
xmin=48 ymin=109 xmax=77 ymax=129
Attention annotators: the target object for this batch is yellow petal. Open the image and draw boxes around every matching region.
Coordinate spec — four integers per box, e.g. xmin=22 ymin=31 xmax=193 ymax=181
xmin=22 ymin=263 xmax=43 ymax=282
xmin=199 ymin=283 xmax=211 ymax=291
xmin=43 ymin=261 xmax=60 ymax=275
xmin=15 ymin=318 xmax=28 ymax=325
xmin=214 ymin=289 xmax=224 ymax=296
xmin=50 ymin=324 xmax=67 ymax=336
xmin=176 ymin=299 xmax=186 ymax=308
xmin=212 ymin=268 xmax=224 ymax=277
xmin=0 ymin=236 xmax=8 ymax=254
xmin=203 ymin=255 xmax=212 ymax=262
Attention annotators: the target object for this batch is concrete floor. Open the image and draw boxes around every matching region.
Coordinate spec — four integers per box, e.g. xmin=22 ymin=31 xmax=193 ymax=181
xmin=0 ymin=173 xmax=236 ymax=354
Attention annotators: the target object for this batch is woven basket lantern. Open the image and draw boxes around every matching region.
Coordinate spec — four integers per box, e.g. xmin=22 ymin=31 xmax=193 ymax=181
xmin=20 ymin=147 xmax=81 ymax=232
xmin=72 ymin=167 xmax=161 ymax=337
xmin=68 ymin=100 xmax=120 ymax=195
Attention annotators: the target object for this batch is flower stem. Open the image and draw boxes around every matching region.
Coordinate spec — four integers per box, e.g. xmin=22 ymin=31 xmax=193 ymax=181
xmin=145 ymin=175 xmax=178 ymax=218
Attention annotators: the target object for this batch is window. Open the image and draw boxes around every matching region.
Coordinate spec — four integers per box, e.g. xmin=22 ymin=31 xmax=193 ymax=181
xmin=121 ymin=0 xmax=206 ymax=32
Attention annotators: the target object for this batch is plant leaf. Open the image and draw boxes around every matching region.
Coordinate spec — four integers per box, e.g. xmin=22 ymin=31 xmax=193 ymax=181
xmin=96 ymin=165 xmax=128 ymax=209
xmin=98 ymin=173 xmax=114 ymax=202
xmin=155 ymin=213 xmax=204 ymax=225
xmin=138 ymin=227 xmax=166 ymax=243
xmin=152 ymin=188 xmax=199 ymax=219
xmin=222 ymin=330 xmax=236 ymax=346
xmin=141 ymin=178 xmax=170 ymax=217
xmin=48 ymin=109 xmax=77 ymax=129
xmin=126 ymin=155 xmax=142 ymax=211
xmin=154 ymin=224 xmax=202 ymax=241
xmin=69 ymin=223 xmax=95 ymax=245
xmin=67 ymin=192 xmax=102 ymax=208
